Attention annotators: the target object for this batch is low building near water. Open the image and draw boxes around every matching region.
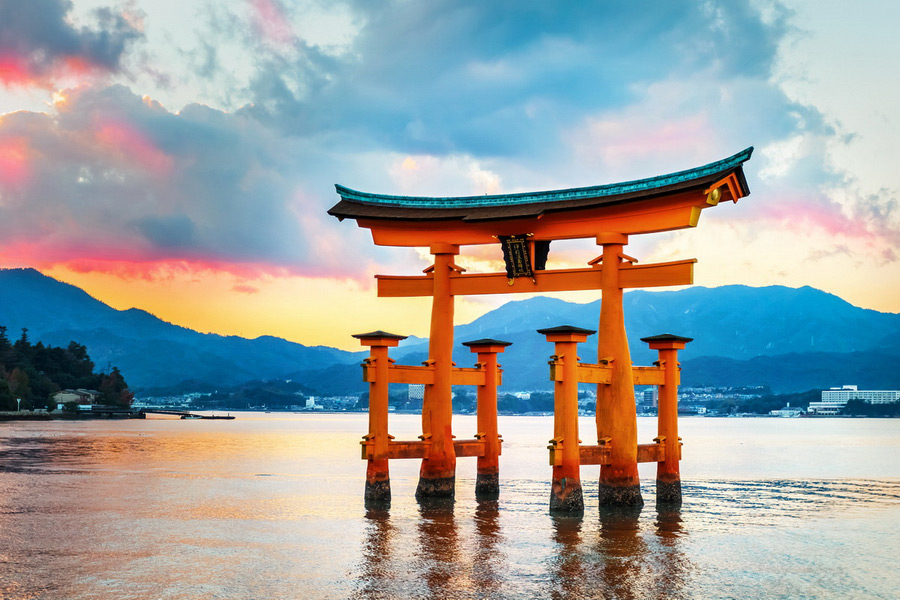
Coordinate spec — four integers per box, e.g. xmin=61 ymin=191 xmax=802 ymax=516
xmin=807 ymin=385 xmax=900 ymax=415
xmin=770 ymin=402 xmax=804 ymax=417
xmin=53 ymin=389 xmax=100 ymax=410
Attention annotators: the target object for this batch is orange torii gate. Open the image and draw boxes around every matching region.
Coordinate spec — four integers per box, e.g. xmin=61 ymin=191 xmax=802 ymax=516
xmin=329 ymin=147 xmax=753 ymax=510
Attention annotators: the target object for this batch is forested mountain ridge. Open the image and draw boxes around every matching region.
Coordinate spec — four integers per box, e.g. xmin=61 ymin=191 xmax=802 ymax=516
xmin=3 ymin=267 xmax=900 ymax=395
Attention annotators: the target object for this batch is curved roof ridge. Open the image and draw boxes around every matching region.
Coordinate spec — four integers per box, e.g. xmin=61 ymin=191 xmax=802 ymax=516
xmin=335 ymin=147 xmax=753 ymax=209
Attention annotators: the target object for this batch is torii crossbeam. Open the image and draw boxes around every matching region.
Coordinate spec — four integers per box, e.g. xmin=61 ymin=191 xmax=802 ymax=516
xmin=329 ymin=147 xmax=753 ymax=508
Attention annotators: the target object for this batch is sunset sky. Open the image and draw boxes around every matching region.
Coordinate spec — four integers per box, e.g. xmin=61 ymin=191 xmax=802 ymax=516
xmin=1 ymin=0 xmax=898 ymax=350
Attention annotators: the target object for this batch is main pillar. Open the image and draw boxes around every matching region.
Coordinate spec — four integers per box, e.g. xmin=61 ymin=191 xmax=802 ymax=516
xmin=642 ymin=334 xmax=692 ymax=505
xmin=353 ymin=330 xmax=407 ymax=507
xmin=595 ymin=233 xmax=643 ymax=507
xmin=416 ymin=243 xmax=460 ymax=499
xmin=540 ymin=325 xmax=595 ymax=514
xmin=463 ymin=338 xmax=511 ymax=499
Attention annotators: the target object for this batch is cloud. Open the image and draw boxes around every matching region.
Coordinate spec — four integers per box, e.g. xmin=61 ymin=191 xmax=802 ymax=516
xmin=0 ymin=84 xmax=376 ymax=278
xmin=232 ymin=283 xmax=259 ymax=294
xmin=233 ymin=1 xmax=791 ymax=159
xmin=0 ymin=0 xmax=143 ymax=87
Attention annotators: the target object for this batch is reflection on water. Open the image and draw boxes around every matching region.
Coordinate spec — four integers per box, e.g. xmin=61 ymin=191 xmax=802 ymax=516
xmin=354 ymin=501 xmax=697 ymax=600
xmin=356 ymin=509 xmax=394 ymax=599
xmin=1 ymin=415 xmax=898 ymax=599
xmin=549 ymin=515 xmax=584 ymax=599
xmin=472 ymin=500 xmax=504 ymax=598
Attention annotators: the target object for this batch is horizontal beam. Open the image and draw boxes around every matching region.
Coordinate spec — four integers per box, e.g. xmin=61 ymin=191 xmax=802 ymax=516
xmin=363 ymin=364 xmax=434 ymax=385
xmin=361 ymin=438 xmax=488 ymax=460
xmin=362 ymin=364 xmax=494 ymax=386
xmin=547 ymin=363 xmax=672 ymax=385
xmin=451 ymin=368 xmax=487 ymax=387
xmin=453 ymin=439 xmax=487 ymax=458
xmin=360 ymin=191 xmax=711 ymax=247
xmin=636 ymin=443 xmax=665 ymax=463
xmin=578 ymin=444 xmax=612 ymax=465
xmin=632 ymin=366 xmax=667 ymax=386
xmin=550 ymin=442 xmax=666 ymax=466
xmin=377 ymin=259 xmax=695 ymax=298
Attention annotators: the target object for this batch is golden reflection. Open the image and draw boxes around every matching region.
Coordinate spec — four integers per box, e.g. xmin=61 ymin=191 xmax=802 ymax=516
xmin=594 ymin=506 xmax=649 ymax=600
xmin=472 ymin=500 xmax=503 ymax=597
xmin=653 ymin=507 xmax=691 ymax=599
xmin=355 ymin=508 xmax=395 ymax=599
xmin=550 ymin=515 xmax=585 ymax=599
xmin=416 ymin=499 xmax=463 ymax=596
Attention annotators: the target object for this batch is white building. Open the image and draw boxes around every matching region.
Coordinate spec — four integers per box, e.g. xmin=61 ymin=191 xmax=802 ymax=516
xmin=770 ymin=402 xmax=803 ymax=417
xmin=807 ymin=385 xmax=900 ymax=415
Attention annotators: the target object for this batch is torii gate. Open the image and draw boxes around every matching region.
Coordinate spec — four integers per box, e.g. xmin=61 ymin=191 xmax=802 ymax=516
xmin=329 ymin=147 xmax=753 ymax=510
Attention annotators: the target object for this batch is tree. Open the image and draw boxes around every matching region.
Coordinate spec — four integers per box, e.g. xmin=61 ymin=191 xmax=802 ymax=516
xmin=7 ymin=367 xmax=31 ymax=409
xmin=98 ymin=367 xmax=133 ymax=407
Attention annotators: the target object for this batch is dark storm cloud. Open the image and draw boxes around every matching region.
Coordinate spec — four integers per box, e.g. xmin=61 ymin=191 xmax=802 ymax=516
xmin=0 ymin=0 xmax=142 ymax=84
xmin=239 ymin=0 xmax=796 ymax=158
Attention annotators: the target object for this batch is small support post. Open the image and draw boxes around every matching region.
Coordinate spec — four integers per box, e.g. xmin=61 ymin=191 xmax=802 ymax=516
xmin=462 ymin=338 xmax=512 ymax=499
xmin=641 ymin=334 xmax=693 ymax=506
xmin=538 ymin=325 xmax=596 ymax=514
xmin=353 ymin=330 xmax=408 ymax=507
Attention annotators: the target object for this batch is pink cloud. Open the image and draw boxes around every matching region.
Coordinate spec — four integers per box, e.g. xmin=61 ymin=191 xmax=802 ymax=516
xmin=94 ymin=119 xmax=174 ymax=177
xmin=0 ymin=53 xmax=36 ymax=87
xmin=766 ymin=197 xmax=877 ymax=242
xmin=249 ymin=0 xmax=296 ymax=47
xmin=570 ymin=113 xmax=717 ymax=176
xmin=0 ymin=136 xmax=31 ymax=187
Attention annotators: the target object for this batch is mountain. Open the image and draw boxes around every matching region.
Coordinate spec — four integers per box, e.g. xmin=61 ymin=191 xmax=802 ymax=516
xmin=386 ymin=285 xmax=900 ymax=392
xmin=2 ymin=267 xmax=899 ymax=395
xmin=0 ymin=268 xmax=359 ymax=389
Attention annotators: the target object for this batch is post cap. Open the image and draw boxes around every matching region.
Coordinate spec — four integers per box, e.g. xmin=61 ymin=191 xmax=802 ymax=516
xmin=537 ymin=325 xmax=596 ymax=343
xmin=352 ymin=330 xmax=408 ymax=347
xmin=462 ymin=338 xmax=513 ymax=353
xmin=640 ymin=333 xmax=693 ymax=350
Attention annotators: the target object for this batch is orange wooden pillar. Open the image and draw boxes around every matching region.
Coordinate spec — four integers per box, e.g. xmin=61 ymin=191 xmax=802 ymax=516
xmin=416 ymin=243 xmax=460 ymax=499
xmin=462 ymin=338 xmax=511 ymax=499
xmin=539 ymin=326 xmax=595 ymax=514
xmin=642 ymin=334 xmax=692 ymax=505
xmin=354 ymin=330 xmax=407 ymax=506
xmin=595 ymin=233 xmax=643 ymax=507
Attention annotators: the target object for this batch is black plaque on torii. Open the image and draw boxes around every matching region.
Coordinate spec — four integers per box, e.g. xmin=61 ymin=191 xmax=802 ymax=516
xmin=499 ymin=235 xmax=550 ymax=284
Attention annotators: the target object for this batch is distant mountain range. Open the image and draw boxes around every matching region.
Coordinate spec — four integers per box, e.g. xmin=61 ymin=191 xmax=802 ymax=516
xmin=2 ymin=267 xmax=899 ymax=395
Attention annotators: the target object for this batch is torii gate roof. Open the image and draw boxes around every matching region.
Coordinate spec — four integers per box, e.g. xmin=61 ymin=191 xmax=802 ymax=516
xmin=329 ymin=147 xmax=752 ymax=247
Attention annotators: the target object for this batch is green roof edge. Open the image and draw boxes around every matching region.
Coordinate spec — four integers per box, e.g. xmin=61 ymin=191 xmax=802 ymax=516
xmin=335 ymin=147 xmax=753 ymax=209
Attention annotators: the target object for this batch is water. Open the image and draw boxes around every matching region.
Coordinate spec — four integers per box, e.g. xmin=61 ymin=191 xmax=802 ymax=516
xmin=1 ymin=414 xmax=898 ymax=599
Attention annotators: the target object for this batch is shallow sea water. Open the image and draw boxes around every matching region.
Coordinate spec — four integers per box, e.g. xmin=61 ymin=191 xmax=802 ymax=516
xmin=1 ymin=413 xmax=898 ymax=599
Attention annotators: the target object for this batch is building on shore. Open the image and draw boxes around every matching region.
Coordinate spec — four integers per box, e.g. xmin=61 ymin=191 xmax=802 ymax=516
xmin=53 ymin=389 xmax=100 ymax=410
xmin=807 ymin=385 xmax=900 ymax=415
xmin=770 ymin=402 xmax=804 ymax=417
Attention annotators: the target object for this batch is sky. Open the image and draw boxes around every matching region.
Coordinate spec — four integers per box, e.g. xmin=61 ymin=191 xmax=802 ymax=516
xmin=1 ymin=0 xmax=898 ymax=350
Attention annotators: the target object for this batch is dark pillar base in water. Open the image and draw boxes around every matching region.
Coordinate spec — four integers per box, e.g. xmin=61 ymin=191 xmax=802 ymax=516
xmin=655 ymin=478 xmax=682 ymax=506
xmin=364 ymin=478 xmax=391 ymax=509
xmin=598 ymin=483 xmax=644 ymax=508
xmin=416 ymin=476 xmax=455 ymax=500
xmin=550 ymin=478 xmax=584 ymax=514
xmin=475 ymin=472 xmax=500 ymax=499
